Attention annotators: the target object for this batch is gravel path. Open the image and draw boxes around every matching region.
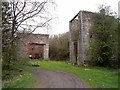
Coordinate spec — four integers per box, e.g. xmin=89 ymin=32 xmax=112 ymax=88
xmin=30 ymin=69 xmax=88 ymax=88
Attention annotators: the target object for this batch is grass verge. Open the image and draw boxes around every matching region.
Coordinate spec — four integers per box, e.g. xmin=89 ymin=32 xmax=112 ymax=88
xmin=29 ymin=60 xmax=118 ymax=88
xmin=2 ymin=60 xmax=35 ymax=88
xmin=2 ymin=73 xmax=34 ymax=88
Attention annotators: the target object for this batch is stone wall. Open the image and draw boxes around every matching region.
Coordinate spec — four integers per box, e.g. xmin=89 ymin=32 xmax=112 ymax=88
xmin=69 ymin=15 xmax=80 ymax=64
xmin=69 ymin=11 xmax=94 ymax=66
xmin=17 ymin=33 xmax=49 ymax=60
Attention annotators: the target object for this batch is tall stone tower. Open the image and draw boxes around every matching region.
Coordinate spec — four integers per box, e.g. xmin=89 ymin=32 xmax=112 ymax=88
xmin=69 ymin=11 xmax=94 ymax=66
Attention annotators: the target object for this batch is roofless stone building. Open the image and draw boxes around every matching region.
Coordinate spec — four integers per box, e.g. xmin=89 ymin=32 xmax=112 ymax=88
xmin=17 ymin=33 xmax=49 ymax=60
xmin=69 ymin=11 xmax=94 ymax=66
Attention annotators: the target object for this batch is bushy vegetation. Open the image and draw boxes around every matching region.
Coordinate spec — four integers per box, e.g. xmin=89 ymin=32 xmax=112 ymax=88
xmin=2 ymin=60 xmax=33 ymax=80
xmin=2 ymin=2 xmax=18 ymax=80
xmin=49 ymin=32 xmax=69 ymax=60
xmin=88 ymin=8 xmax=118 ymax=68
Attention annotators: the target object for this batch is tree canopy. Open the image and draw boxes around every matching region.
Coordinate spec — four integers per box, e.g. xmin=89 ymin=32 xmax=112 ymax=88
xmin=88 ymin=6 xmax=118 ymax=68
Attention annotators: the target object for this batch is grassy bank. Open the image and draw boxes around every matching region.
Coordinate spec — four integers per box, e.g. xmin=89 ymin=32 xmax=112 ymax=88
xmin=2 ymin=60 xmax=35 ymax=88
xmin=30 ymin=60 xmax=118 ymax=88
xmin=3 ymin=73 xmax=34 ymax=88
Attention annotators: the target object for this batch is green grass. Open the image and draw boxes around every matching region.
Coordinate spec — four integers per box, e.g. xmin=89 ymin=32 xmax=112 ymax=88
xmin=29 ymin=60 xmax=118 ymax=88
xmin=3 ymin=60 xmax=118 ymax=88
xmin=2 ymin=60 xmax=35 ymax=88
xmin=3 ymin=73 xmax=35 ymax=88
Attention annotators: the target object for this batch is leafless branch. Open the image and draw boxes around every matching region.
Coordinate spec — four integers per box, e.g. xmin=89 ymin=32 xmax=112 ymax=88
xmin=7 ymin=0 xmax=55 ymax=43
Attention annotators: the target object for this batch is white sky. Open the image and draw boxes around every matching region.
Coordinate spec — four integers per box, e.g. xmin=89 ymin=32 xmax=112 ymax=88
xmin=36 ymin=0 xmax=120 ymax=36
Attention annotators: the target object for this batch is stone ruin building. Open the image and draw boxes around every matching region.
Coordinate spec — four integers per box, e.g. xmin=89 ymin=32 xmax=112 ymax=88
xmin=17 ymin=33 xmax=49 ymax=60
xmin=69 ymin=10 xmax=94 ymax=66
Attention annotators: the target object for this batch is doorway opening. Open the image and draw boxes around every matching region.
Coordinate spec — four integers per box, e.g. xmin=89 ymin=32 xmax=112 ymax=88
xmin=73 ymin=41 xmax=78 ymax=64
xmin=27 ymin=43 xmax=45 ymax=59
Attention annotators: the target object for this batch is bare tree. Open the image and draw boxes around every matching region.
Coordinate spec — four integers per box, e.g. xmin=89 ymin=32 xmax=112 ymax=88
xmin=98 ymin=4 xmax=117 ymax=16
xmin=1 ymin=0 xmax=55 ymax=70
xmin=6 ymin=0 xmax=55 ymax=43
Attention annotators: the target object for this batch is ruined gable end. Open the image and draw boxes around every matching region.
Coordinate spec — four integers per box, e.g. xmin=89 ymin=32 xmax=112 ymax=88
xmin=69 ymin=10 xmax=95 ymax=66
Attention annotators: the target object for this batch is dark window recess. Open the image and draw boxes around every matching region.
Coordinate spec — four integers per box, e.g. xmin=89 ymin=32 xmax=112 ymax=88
xmin=90 ymin=35 xmax=92 ymax=38
xmin=74 ymin=41 xmax=78 ymax=63
xmin=68 ymin=42 xmax=69 ymax=47
xmin=31 ymin=48 xmax=34 ymax=51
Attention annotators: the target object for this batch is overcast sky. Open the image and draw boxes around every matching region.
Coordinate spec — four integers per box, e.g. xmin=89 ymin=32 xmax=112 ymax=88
xmin=36 ymin=0 xmax=120 ymax=36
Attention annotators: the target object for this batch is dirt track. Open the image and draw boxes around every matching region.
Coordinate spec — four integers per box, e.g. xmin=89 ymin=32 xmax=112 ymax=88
xmin=30 ymin=69 xmax=88 ymax=88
